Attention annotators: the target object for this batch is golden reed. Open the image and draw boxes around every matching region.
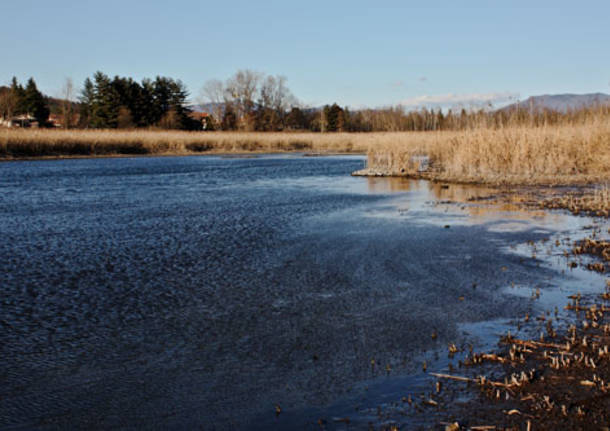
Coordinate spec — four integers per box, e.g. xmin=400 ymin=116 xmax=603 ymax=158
xmin=1 ymin=107 xmax=608 ymax=185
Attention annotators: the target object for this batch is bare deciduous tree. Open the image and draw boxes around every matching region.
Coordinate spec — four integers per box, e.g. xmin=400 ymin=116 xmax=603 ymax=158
xmin=0 ymin=87 xmax=17 ymax=121
xmin=225 ymin=69 xmax=262 ymax=130
xmin=201 ymin=70 xmax=300 ymax=131
xmin=61 ymin=77 xmax=74 ymax=128
xmin=200 ymin=79 xmax=225 ymax=125
xmin=260 ymin=75 xmax=296 ymax=113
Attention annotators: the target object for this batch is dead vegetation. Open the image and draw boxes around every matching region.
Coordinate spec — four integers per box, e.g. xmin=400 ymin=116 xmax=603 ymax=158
xmin=541 ymin=186 xmax=610 ymax=217
xmin=462 ymin=184 xmax=610 ymax=220
xmin=0 ymin=129 xmax=367 ymax=158
xmin=573 ymin=238 xmax=610 ymax=273
xmin=363 ymin=108 xmax=610 ymax=185
xmin=2 ymin=107 xmax=609 ymax=189
xmin=431 ymin=282 xmax=610 ymax=430
xmin=372 ymin=220 xmax=610 ymax=429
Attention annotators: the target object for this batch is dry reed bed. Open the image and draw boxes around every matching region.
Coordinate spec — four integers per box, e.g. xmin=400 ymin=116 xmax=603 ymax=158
xmin=0 ymin=129 xmax=368 ymax=158
xmin=366 ymin=116 xmax=610 ymax=185
xmin=3 ymin=117 xmax=610 ymax=186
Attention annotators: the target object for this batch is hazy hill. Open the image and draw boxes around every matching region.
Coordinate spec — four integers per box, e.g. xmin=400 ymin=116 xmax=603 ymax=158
xmin=502 ymin=93 xmax=610 ymax=113
xmin=188 ymin=103 xmax=213 ymax=113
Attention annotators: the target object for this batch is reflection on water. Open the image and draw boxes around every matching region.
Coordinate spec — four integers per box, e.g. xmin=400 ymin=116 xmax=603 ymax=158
xmin=365 ymin=176 xmax=495 ymax=201
xmin=365 ymin=177 xmax=500 ymax=214
xmin=364 ymin=177 xmax=573 ymax=231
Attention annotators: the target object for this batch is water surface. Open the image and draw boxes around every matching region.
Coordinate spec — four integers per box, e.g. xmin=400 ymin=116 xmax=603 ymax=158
xmin=0 ymin=155 xmax=604 ymax=430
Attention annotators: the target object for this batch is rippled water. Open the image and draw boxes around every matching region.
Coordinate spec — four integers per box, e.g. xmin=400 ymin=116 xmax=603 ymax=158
xmin=0 ymin=155 xmax=604 ymax=430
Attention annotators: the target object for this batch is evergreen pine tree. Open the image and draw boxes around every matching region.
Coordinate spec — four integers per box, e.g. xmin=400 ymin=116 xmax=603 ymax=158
xmin=138 ymin=79 xmax=156 ymax=127
xmin=436 ymin=109 xmax=444 ymax=130
xmin=91 ymin=71 xmax=120 ymax=128
xmin=221 ymin=104 xmax=237 ymax=130
xmin=326 ymin=103 xmax=344 ymax=132
xmin=286 ymin=107 xmax=306 ymax=130
xmin=78 ymin=72 xmax=196 ymax=130
xmin=152 ymin=77 xmax=193 ymax=129
xmin=22 ymin=78 xmax=49 ymax=126
xmin=79 ymin=77 xmax=95 ymax=128
xmin=10 ymin=77 xmax=26 ymax=116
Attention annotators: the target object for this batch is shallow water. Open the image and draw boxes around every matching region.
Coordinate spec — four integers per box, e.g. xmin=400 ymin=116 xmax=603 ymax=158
xmin=0 ymin=155 xmax=606 ymax=430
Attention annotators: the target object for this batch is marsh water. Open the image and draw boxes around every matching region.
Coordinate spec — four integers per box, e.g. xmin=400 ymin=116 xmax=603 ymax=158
xmin=0 ymin=155 xmax=606 ymax=430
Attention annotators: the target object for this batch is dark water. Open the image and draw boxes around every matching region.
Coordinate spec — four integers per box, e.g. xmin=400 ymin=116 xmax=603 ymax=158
xmin=0 ymin=155 xmax=603 ymax=430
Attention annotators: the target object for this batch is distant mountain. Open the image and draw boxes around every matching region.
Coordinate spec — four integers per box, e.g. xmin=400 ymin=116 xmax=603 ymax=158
xmin=501 ymin=93 xmax=610 ymax=113
xmin=188 ymin=103 xmax=219 ymax=113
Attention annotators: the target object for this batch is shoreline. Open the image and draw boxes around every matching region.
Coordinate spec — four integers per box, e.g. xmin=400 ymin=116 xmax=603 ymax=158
xmin=2 ymin=150 xmax=606 ymax=191
xmin=0 ymin=149 xmax=365 ymax=163
xmin=426 ymin=240 xmax=610 ymax=429
xmin=3 ymin=117 xmax=608 ymax=186
xmin=248 ymin=179 xmax=609 ymax=429
xmin=342 ymin=186 xmax=610 ymax=429
xmin=423 ymin=195 xmax=610 ymax=429
xmin=352 ymin=167 xmax=610 ymax=188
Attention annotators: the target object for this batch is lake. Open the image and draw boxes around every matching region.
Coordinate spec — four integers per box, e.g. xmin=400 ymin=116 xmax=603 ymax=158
xmin=0 ymin=154 xmax=603 ymax=430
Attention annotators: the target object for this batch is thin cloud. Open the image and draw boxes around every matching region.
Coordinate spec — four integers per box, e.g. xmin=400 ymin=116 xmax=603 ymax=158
xmin=400 ymin=92 xmax=519 ymax=109
xmin=391 ymin=81 xmax=405 ymax=88
xmin=418 ymin=76 xmax=427 ymax=82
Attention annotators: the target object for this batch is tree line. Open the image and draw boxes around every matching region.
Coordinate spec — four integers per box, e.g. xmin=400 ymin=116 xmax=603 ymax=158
xmin=79 ymin=72 xmax=199 ymax=130
xmin=0 ymin=73 xmax=200 ymax=130
xmin=2 ymin=70 xmax=606 ymax=132
xmin=199 ymin=71 xmax=466 ymax=132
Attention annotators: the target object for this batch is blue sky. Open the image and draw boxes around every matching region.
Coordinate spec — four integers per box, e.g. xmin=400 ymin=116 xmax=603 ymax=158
xmin=2 ymin=0 xmax=609 ymax=108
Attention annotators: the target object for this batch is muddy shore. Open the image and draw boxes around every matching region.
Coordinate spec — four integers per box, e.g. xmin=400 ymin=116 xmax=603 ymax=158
xmin=339 ymin=181 xmax=610 ymax=430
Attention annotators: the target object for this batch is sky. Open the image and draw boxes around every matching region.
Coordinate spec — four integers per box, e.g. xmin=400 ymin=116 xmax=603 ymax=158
xmin=2 ymin=0 xmax=609 ymax=109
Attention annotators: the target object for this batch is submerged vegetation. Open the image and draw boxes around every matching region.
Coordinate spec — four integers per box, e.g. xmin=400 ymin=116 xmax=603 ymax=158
xmin=371 ymin=205 xmax=610 ymax=429
xmin=573 ymin=238 xmax=610 ymax=273
xmin=427 ymin=234 xmax=610 ymax=430
xmin=540 ymin=186 xmax=610 ymax=217
xmin=433 ymin=287 xmax=610 ymax=429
